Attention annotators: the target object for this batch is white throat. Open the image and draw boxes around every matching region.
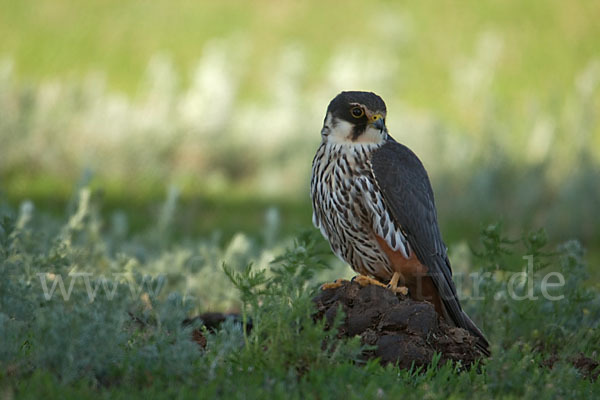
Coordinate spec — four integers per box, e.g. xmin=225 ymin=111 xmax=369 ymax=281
xmin=321 ymin=113 xmax=386 ymax=146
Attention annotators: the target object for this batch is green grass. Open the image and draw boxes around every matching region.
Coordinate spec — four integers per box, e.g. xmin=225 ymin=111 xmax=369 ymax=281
xmin=4 ymin=169 xmax=600 ymax=283
xmin=1 ymin=190 xmax=599 ymax=398
xmin=1 ymin=0 xmax=599 ymax=263
xmin=1 ymin=3 xmax=600 ymax=394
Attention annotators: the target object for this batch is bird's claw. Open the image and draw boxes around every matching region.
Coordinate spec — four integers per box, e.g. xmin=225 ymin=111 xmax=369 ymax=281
xmin=351 ymin=274 xmax=408 ymax=295
xmin=392 ymin=286 xmax=409 ymax=295
xmin=321 ymin=279 xmax=348 ymax=290
xmin=352 ymin=275 xmax=388 ymax=288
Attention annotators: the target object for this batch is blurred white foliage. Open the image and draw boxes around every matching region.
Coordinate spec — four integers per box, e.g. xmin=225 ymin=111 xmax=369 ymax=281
xmin=550 ymin=59 xmax=600 ymax=175
xmin=233 ymin=45 xmax=304 ymax=150
xmin=527 ymin=116 xmax=555 ymax=164
xmin=369 ymin=8 xmax=413 ymax=44
xmin=16 ymin=200 xmax=34 ymax=230
xmin=178 ymin=39 xmax=239 ymax=133
xmin=325 ymin=46 xmax=397 ymax=96
xmin=452 ymin=31 xmax=504 ymax=107
xmin=157 ymin=185 xmax=180 ymax=234
xmin=0 ymin=35 xmax=597 ymax=197
xmin=138 ymin=54 xmax=178 ymax=135
xmin=263 ymin=206 xmax=280 ymax=247
xmin=573 ymin=59 xmax=600 ymax=153
xmin=576 ymin=59 xmax=600 ymax=100
xmin=0 ymin=58 xmax=15 ymax=116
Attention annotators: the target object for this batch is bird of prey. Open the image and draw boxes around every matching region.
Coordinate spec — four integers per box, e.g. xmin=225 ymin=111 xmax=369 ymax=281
xmin=311 ymin=91 xmax=489 ymax=355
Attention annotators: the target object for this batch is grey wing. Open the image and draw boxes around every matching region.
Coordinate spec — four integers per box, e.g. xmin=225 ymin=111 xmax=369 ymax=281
xmin=370 ymin=139 xmax=467 ymax=328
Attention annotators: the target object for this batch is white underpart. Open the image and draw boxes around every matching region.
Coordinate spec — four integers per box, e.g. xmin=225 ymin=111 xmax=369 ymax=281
xmin=311 ymin=118 xmax=411 ymax=280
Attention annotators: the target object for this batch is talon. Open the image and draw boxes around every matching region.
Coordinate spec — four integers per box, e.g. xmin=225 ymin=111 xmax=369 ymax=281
xmin=321 ymin=279 xmax=348 ymax=290
xmin=394 ymin=286 xmax=409 ymax=296
xmin=353 ymin=275 xmax=387 ymax=288
xmin=387 ymin=272 xmax=400 ymax=290
xmin=386 ymin=272 xmax=408 ymax=296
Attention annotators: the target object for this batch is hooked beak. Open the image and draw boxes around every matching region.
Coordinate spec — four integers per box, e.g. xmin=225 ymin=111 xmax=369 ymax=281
xmin=370 ymin=115 xmax=385 ymax=131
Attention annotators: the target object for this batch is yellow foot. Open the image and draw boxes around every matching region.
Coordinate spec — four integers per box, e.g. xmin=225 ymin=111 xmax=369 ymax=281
xmin=352 ymin=275 xmax=388 ymax=288
xmin=321 ymin=279 xmax=349 ymax=290
xmin=386 ymin=272 xmax=409 ymax=295
xmin=353 ymin=274 xmax=408 ymax=295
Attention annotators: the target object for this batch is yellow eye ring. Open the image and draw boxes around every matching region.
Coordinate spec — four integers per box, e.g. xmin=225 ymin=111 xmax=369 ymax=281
xmin=350 ymin=107 xmax=364 ymax=118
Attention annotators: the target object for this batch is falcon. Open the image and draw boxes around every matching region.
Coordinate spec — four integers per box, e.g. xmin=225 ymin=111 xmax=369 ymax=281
xmin=311 ymin=91 xmax=490 ymax=355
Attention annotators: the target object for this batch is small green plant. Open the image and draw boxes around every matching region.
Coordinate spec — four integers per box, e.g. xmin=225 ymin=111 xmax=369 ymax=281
xmin=0 ymin=192 xmax=599 ymax=398
xmin=470 ymin=224 xmax=600 ymax=355
xmin=224 ymin=231 xmax=362 ymax=376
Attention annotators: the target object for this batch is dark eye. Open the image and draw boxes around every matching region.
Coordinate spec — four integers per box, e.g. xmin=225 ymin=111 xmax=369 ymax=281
xmin=351 ymin=107 xmax=364 ymax=118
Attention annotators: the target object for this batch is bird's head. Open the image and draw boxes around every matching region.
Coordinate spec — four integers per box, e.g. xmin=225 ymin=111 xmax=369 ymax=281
xmin=321 ymin=91 xmax=388 ymax=144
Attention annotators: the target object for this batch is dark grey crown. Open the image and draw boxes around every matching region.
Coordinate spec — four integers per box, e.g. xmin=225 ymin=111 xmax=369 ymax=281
xmin=326 ymin=91 xmax=387 ymax=122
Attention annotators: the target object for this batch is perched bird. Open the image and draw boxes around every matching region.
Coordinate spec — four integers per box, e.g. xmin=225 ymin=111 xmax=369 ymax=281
xmin=311 ymin=91 xmax=489 ymax=355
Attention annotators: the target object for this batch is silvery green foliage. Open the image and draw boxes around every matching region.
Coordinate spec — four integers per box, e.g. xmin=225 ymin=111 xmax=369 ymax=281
xmin=1 ymin=191 xmax=599 ymax=396
xmin=0 ymin=188 xmax=297 ymax=384
xmin=467 ymin=224 xmax=600 ymax=352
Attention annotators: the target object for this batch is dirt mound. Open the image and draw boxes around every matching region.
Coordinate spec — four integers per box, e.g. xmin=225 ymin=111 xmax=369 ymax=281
xmin=570 ymin=354 xmax=600 ymax=381
xmin=185 ymin=284 xmax=600 ymax=378
xmin=542 ymin=352 xmax=600 ymax=381
xmin=312 ymin=280 xmax=485 ymax=369
xmin=185 ymin=280 xmax=485 ymax=369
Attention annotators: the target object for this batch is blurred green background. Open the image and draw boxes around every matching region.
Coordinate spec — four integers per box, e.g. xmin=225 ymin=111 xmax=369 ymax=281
xmin=1 ymin=0 xmax=599 ymax=278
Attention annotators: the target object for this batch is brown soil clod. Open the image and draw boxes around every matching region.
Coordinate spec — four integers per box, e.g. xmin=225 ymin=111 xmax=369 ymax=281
xmin=312 ymin=280 xmax=486 ymax=369
xmin=570 ymin=353 xmax=600 ymax=381
xmin=184 ymin=312 xmax=250 ymax=350
xmin=542 ymin=352 xmax=600 ymax=381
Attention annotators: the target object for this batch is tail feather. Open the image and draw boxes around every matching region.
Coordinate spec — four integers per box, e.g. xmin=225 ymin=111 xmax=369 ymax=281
xmin=461 ymin=311 xmax=490 ymax=357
